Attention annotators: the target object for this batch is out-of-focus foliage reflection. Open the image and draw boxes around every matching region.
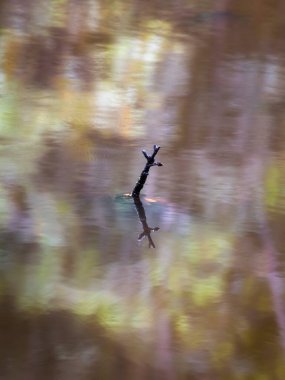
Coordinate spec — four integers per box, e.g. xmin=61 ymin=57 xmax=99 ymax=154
xmin=1 ymin=0 xmax=285 ymax=379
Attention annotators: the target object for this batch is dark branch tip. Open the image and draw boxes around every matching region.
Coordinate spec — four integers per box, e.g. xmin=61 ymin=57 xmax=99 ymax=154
xmin=142 ymin=150 xmax=149 ymax=160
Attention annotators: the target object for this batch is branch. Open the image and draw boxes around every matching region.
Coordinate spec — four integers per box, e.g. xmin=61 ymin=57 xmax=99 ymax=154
xmin=132 ymin=145 xmax=163 ymax=197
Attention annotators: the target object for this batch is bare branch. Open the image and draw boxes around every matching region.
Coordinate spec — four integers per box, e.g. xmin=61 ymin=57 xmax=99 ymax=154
xmin=132 ymin=145 xmax=163 ymax=197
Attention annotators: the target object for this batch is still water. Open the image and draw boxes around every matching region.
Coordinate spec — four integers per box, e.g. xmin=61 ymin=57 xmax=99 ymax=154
xmin=1 ymin=1 xmax=285 ymax=379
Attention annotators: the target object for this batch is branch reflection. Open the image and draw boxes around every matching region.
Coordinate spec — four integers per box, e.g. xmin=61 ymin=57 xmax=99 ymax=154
xmin=133 ymin=195 xmax=160 ymax=248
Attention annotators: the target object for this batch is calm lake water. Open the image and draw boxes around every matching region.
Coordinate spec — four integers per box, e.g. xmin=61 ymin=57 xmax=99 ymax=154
xmin=1 ymin=1 xmax=285 ymax=379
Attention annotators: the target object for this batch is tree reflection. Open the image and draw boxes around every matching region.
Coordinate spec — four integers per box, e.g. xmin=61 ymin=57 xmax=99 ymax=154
xmin=1 ymin=0 xmax=285 ymax=379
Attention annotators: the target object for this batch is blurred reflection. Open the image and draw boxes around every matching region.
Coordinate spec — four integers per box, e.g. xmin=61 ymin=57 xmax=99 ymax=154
xmin=1 ymin=0 xmax=285 ymax=379
xmin=134 ymin=195 xmax=159 ymax=248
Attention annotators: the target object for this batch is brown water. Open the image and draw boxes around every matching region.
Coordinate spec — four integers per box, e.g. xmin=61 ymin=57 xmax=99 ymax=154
xmin=1 ymin=1 xmax=285 ymax=379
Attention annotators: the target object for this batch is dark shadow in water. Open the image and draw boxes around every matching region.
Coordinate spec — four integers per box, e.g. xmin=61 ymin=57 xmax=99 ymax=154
xmin=133 ymin=195 xmax=160 ymax=248
xmin=0 ymin=297 xmax=155 ymax=380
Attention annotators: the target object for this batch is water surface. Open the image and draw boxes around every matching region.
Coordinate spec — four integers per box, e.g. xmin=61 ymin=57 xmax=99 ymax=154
xmin=1 ymin=1 xmax=285 ymax=379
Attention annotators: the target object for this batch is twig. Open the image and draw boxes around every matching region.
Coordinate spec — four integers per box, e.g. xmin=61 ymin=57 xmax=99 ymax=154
xmin=132 ymin=145 xmax=163 ymax=198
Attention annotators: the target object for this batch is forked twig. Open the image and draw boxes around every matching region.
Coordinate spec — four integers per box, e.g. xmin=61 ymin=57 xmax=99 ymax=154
xmin=132 ymin=145 xmax=163 ymax=198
